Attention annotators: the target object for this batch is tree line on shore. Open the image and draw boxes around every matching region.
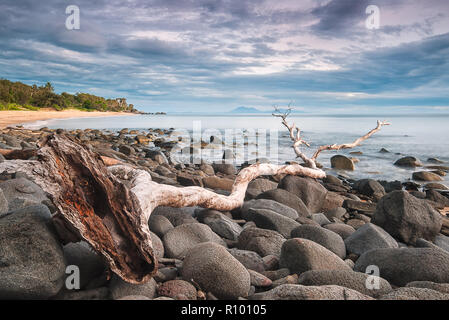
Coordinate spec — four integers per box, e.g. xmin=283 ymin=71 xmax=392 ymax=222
xmin=0 ymin=79 xmax=137 ymax=112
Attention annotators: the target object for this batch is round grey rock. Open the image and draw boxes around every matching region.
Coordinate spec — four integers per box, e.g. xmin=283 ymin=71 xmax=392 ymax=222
xmin=291 ymin=225 xmax=346 ymax=259
xmin=181 ymin=242 xmax=250 ymax=299
xmin=163 ymin=223 xmax=226 ymax=259
xmin=279 ymin=238 xmax=351 ymax=274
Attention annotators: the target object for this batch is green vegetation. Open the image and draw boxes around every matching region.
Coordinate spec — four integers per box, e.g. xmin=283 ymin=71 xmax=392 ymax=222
xmin=0 ymin=79 xmax=137 ymax=112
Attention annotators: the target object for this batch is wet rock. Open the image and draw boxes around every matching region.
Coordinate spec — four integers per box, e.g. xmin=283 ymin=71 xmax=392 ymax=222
xmin=412 ymin=171 xmax=443 ymax=181
xmin=344 ymin=223 xmax=398 ymax=256
xmin=394 ymin=156 xmax=422 ymax=167
xmin=331 ymin=155 xmax=355 ymax=171
xmin=0 ymin=205 xmax=66 ymax=299
xmin=372 ymin=190 xmax=442 ymax=244
xmin=424 ymin=183 xmax=448 ymax=191
xmin=163 ymin=223 xmax=226 ymax=259
xmin=279 ymin=238 xmax=351 ymax=274
xmin=181 ymin=242 xmax=250 ymax=299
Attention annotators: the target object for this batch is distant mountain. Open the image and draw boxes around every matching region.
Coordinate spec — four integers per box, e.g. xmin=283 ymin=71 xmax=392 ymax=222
xmin=230 ymin=106 xmax=264 ymax=113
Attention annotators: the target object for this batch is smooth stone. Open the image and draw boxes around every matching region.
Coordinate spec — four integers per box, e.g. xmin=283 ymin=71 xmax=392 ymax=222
xmin=0 ymin=178 xmax=49 ymax=211
xmin=406 ymin=281 xmax=449 ymax=294
xmin=372 ymin=190 xmax=442 ymax=244
xmin=394 ymin=156 xmax=422 ymax=167
xmin=354 ymin=247 xmax=449 ymax=286
xmin=353 ymin=179 xmax=385 ymax=201
xmin=63 ymin=241 xmax=106 ymax=289
xmin=279 ymin=176 xmax=328 ymax=213
xmin=298 ymin=270 xmax=392 ymax=298
xmin=256 ymin=189 xmax=310 ymax=217
xmin=163 ymin=223 xmax=226 ymax=259
xmin=237 ymin=227 xmax=285 ymax=257
xmin=248 ymin=269 xmax=272 ymax=287
xmin=0 ymin=205 xmax=66 ymax=299
xmin=279 ymin=238 xmax=351 ymax=274
xmin=150 ymin=231 xmax=164 ymax=259
xmin=241 ymin=199 xmax=299 ymax=220
xmin=181 ymin=242 xmax=250 ymax=299
xmin=250 ymin=284 xmax=373 ymax=300
xmin=148 ymin=214 xmax=174 ymax=238
xmin=344 ymin=223 xmax=398 ymax=256
xmin=227 ymin=248 xmax=265 ymax=273
xmin=196 ymin=209 xmax=243 ymax=241
xmin=412 ymin=171 xmax=443 ymax=182
xmin=380 ymin=287 xmax=449 ymax=300
xmin=290 ymin=225 xmax=346 ymax=259
xmin=248 ymin=208 xmax=301 ymax=238
xmin=323 ymin=223 xmax=356 ymax=240
xmin=331 ymin=155 xmax=355 ymax=171
xmin=109 ymin=275 xmax=157 ymax=299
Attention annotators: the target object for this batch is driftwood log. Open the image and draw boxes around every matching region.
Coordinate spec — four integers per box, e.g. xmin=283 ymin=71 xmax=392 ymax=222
xmin=0 ymin=114 xmax=389 ymax=283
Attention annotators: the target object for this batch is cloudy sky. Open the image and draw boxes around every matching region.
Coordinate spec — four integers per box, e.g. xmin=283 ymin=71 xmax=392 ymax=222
xmin=1 ymin=0 xmax=449 ymax=113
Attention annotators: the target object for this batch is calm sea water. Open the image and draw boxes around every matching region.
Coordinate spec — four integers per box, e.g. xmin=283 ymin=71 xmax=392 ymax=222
xmin=24 ymin=114 xmax=449 ymax=185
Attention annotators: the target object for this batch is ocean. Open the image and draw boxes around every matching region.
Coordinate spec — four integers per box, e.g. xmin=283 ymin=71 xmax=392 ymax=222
xmin=24 ymin=113 xmax=449 ymax=186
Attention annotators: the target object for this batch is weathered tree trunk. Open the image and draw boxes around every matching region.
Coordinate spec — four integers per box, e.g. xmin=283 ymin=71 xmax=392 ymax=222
xmin=0 ymin=134 xmax=157 ymax=284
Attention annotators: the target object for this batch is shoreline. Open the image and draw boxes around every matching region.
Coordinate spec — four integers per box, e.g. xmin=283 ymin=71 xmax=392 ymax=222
xmin=0 ymin=109 xmax=136 ymax=129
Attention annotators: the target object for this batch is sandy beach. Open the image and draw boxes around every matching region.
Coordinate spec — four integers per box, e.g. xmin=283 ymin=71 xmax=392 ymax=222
xmin=0 ymin=109 xmax=135 ymax=129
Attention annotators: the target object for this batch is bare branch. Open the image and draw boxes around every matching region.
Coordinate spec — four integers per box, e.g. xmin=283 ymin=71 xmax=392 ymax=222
xmin=311 ymin=120 xmax=390 ymax=160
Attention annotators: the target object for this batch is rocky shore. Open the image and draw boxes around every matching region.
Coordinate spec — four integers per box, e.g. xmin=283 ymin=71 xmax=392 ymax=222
xmin=1 ymin=126 xmax=449 ymax=300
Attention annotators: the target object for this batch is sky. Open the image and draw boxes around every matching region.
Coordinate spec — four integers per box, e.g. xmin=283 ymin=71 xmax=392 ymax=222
xmin=0 ymin=0 xmax=449 ymax=114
